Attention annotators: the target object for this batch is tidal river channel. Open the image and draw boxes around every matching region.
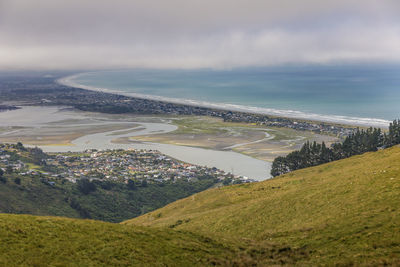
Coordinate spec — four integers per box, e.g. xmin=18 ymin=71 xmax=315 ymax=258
xmin=0 ymin=106 xmax=271 ymax=180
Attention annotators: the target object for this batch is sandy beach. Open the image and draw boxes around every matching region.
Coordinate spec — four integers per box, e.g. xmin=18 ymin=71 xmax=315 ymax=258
xmin=59 ymin=73 xmax=392 ymax=128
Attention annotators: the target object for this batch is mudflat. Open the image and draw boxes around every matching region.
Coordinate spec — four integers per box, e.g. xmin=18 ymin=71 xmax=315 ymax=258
xmin=130 ymin=116 xmax=338 ymax=162
xmin=0 ymin=107 xmax=338 ymax=163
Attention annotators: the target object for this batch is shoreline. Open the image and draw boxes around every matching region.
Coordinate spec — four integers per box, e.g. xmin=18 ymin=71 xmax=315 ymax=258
xmin=58 ymin=72 xmax=391 ymax=128
xmin=0 ymin=106 xmax=275 ymax=180
xmin=0 ymin=105 xmax=338 ymax=169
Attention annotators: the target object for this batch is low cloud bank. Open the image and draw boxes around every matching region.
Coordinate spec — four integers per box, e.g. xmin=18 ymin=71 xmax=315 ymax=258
xmin=1 ymin=0 xmax=399 ymax=70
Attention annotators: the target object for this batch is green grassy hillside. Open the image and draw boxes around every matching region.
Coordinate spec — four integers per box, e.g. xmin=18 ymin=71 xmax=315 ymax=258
xmin=0 ymin=214 xmax=242 ymax=266
xmin=2 ymin=147 xmax=400 ymax=266
xmin=0 ymin=214 xmax=305 ymax=266
xmin=127 ymin=146 xmax=400 ymax=265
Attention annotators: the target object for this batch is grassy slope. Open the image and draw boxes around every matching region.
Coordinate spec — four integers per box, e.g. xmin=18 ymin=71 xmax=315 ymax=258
xmin=0 ymin=171 xmax=217 ymax=223
xmin=127 ymin=146 xmax=400 ymax=265
xmin=1 ymin=147 xmax=399 ymax=266
xmin=0 ymin=214 xmax=240 ymax=266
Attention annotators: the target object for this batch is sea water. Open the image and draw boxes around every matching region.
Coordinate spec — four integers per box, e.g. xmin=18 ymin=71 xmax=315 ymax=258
xmin=63 ymin=64 xmax=400 ymax=127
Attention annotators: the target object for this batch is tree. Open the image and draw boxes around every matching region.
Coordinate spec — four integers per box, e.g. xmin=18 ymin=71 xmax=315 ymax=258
xmin=222 ymin=177 xmax=232 ymax=185
xmin=271 ymin=119 xmax=400 ymax=177
xmin=127 ymin=179 xmax=136 ymax=190
xmin=16 ymin=142 xmax=25 ymax=151
xmin=386 ymin=119 xmax=400 ymax=146
xmin=14 ymin=177 xmax=21 ymax=185
xmin=6 ymin=166 xmax=13 ymax=174
xmin=0 ymin=169 xmax=6 ymax=184
xmin=99 ymin=180 xmax=115 ymax=190
xmin=77 ymin=179 xmax=96 ymax=194
xmin=271 ymin=156 xmax=288 ymax=177
xmin=30 ymin=147 xmax=47 ymax=165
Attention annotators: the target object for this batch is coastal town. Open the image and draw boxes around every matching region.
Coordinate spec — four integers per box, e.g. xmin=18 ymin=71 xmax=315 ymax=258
xmin=0 ymin=143 xmax=251 ymax=186
xmin=0 ymin=74 xmax=356 ymax=138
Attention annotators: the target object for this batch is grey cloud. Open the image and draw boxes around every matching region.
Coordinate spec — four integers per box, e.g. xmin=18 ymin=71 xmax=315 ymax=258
xmin=0 ymin=0 xmax=399 ymax=70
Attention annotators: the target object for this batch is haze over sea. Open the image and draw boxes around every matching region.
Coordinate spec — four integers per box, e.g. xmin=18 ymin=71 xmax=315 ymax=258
xmin=64 ymin=64 xmax=400 ymax=127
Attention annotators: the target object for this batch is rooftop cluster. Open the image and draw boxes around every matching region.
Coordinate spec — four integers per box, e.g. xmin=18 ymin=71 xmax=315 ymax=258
xmin=0 ymin=144 xmax=252 ymax=186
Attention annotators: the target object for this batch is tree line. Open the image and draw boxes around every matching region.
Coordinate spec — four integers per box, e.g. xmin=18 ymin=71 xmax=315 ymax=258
xmin=271 ymin=119 xmax=400 ymax=177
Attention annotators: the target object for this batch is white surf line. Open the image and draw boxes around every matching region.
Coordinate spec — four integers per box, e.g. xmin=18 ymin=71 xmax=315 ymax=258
xmin=223 ymin=131 xmax=275 ymax=150
xmin=58 ymin=73 xmax=391 ymax=128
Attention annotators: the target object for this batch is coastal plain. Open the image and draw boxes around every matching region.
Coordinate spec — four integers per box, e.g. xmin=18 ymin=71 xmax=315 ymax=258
xmin=0 ymin=107 xmax=337 ymax=163
xmin=129 ymin=116 xmax=338 ymax=162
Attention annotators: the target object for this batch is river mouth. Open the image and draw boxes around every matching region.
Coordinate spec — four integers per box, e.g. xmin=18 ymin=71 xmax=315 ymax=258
xmin=0 ymin=106 xmax=272 ymax=181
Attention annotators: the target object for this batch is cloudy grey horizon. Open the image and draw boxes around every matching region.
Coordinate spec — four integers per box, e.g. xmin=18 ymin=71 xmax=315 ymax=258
xmin=1 ymin=0 xmax=400 ymax=70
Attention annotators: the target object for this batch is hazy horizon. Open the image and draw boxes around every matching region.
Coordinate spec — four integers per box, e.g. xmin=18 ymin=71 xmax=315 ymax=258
xmin=1 ymin=0 xmax=400 ymax=70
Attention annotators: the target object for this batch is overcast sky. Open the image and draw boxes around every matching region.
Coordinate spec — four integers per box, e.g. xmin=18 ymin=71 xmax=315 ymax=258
xmin=1 ymin=0 xmax=400 ymax=70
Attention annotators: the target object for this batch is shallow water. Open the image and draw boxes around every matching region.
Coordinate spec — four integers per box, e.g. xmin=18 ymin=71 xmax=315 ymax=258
xmin=0 ymin=106 xmax=80 ymax=127
xmin=1 ymin=107 xmax=271 ymax=180
xmin=42 ymin=123 xmax=271 ymax=180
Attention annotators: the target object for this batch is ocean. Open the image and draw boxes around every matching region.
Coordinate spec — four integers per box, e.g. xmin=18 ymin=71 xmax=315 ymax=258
xmin=62 ymin=64 xmax=400 ymax=127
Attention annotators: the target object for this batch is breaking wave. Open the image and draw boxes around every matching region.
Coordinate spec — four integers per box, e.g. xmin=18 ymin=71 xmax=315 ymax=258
xmin=58 ymin=73 xmax=391 ymax=128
